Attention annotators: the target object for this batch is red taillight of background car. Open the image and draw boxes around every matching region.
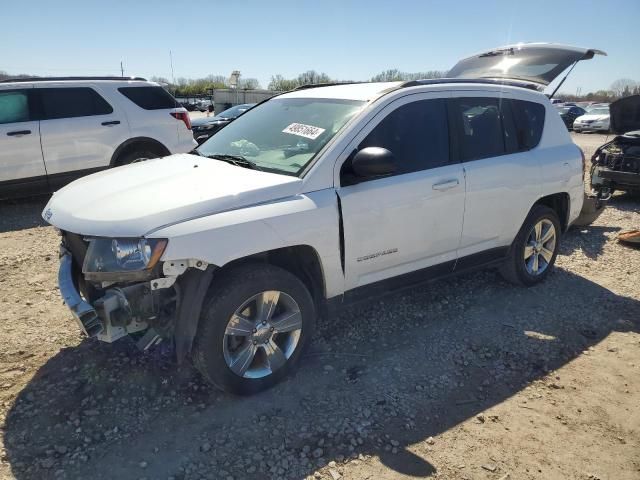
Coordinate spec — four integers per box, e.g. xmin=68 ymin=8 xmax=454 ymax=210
xmin=170 ymin=111 xmax=192 ymax=130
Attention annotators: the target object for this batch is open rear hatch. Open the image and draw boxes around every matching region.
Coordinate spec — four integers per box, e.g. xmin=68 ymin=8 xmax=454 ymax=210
xmin=448 ymin=43 xmax=606 ymax=95
xmin=449 ymin=43 xmax=610 ymax=227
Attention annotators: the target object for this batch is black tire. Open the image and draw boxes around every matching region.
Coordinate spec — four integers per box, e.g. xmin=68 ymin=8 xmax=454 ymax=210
xmin=115 ymin=149 xmax=157 ymax=166
xmin=499 ymin=205 xmax=561 ymax=287
xmin=192 ymin=263 xmax=316 ymax=395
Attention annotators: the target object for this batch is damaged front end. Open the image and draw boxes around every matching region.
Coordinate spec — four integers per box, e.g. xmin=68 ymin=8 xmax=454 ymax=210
xmin=590 ymin=132 xmax=640 ymax=195
xmin=58 ymin=232 xmax=210 ymax=354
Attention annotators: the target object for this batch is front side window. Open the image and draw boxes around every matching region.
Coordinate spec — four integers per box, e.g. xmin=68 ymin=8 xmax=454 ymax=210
xmin=357 ymin=98 xmax=450 ymax=175
xmin=39 ymin=87 xmax=113 ymax=120
xmin=0 ymin=90 xmax=30 ymax=124
xmin=196 ymin=98 xmax=365 ymax=176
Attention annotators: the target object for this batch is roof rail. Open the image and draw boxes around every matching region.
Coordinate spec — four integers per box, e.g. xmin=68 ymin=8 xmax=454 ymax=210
xmin=294 ymin=81 xmax=366 ymax=91
xmin=0 ymin=76 xmax=147 ymax=83
xmin=397 ymin=77 xmax=541 ymax=91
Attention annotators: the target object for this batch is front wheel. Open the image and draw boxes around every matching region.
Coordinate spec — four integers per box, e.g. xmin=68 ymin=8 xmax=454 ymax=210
xmin=499 ymin=205 xmax=561 ymax=286
xmin=192 ymin=263 xmax=315 ymax=394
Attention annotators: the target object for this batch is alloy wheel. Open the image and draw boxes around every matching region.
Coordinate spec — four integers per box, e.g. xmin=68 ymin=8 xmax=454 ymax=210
xmin=222 ymin=291 xmax=302 ymax=379
xmin=524 ymin=219 xmax=557 ymax=275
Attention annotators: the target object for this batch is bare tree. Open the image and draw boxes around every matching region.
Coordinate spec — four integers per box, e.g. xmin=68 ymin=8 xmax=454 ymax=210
xmin=610 ymin=78 xmax=638 ymax=97
xmin=370 ymin=69 xmax=447 ymax=82
xmin=297 ymin=70 xmax=331 ymax=86
xmin=238 ymin=78 xmax=261 ymax=90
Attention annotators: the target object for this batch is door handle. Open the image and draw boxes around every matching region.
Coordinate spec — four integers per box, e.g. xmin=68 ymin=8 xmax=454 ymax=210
xmin=432 ymin=179 xmax=460 ymax=191
xmin=7 ymin=130 xmax=31 ymax=136
xmin=101 ymin=120 xmax=120 ymax=126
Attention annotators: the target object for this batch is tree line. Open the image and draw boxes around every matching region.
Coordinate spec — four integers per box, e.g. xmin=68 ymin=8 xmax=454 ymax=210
xmin=1 ymin=69 xmax=639 ymax=101
xmin=558 ymin=79 xmax=640 ymax=103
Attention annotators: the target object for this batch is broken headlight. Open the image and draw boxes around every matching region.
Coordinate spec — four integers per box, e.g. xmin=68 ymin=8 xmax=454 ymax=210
xmin=82 ymin=238 xmax=167 ymax=281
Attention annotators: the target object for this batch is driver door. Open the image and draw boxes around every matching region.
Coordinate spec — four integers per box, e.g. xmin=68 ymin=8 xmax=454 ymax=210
xmin=336 ymin=93 xmax=465 ymax=294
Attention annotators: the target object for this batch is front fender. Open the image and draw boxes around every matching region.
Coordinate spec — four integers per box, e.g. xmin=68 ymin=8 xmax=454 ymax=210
xmin=151 ymin=189 xmax=344 ymax=298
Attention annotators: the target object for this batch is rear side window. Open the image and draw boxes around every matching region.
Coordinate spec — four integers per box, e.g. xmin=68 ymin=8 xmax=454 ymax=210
xmin=510 ymin=100 xmax=545 ymax=150
xmin=39 ymin=87 xmax=113 ymax=120
xmin=358 ymin=98 xmax=450 ymax=175
xmin=450 ymin=97 xmax=506 ymax=161
xmin=119 ymin=86 xmax=178 ymax=110
xmin=0 ymin=90 xmax=31 ymax=124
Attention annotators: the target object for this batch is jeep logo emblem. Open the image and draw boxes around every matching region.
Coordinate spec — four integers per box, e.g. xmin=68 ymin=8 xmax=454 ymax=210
xmin=44 ymin=208 xmax=53 ymax=221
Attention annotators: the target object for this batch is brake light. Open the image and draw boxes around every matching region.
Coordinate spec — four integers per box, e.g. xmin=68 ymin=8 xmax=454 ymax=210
xmin=170 ymin=111 xmax=191 ymax=130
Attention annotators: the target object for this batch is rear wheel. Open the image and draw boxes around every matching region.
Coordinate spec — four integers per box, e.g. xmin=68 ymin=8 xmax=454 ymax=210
xmin=500 ymin=205 xmax=561 ymax=286
xmin=192 ymin=263 xmax=315 ymax=394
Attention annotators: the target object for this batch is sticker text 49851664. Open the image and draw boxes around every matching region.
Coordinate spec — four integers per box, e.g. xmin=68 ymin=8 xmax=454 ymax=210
xmin=282 ymin=123 xmax=326 ymax=140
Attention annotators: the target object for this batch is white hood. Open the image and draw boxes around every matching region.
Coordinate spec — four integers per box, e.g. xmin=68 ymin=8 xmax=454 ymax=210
xmin=43 ymin=154 xmax=303 ymax=237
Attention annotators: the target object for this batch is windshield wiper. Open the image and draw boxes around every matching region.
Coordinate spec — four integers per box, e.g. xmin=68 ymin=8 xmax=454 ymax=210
xmin=205 ymin=154 xmax=262 ymax=171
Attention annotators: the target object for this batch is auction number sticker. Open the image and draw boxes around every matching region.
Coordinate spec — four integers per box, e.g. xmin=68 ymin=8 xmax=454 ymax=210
xmin=282 ymin=123 xmax=326 ymax=140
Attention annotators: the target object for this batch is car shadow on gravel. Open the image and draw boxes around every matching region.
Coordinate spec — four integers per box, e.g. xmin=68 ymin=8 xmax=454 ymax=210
xmin=3 ymin=268 xmax=639 ymax=480
xmin=0 ymin=197 xmax=49 ymax=233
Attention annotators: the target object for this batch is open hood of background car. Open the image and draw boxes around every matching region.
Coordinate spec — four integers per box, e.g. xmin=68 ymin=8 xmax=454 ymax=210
xmin=448 ymin=43 xmax=606 ymax=89
xmin=610 ymin=95 xmax=640 ymax=134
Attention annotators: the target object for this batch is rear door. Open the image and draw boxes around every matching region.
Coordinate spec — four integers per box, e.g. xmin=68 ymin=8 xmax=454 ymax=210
xmin=36 ymin=85 xmax=129 ymax=188
xmin=0 ymin=87 xmax=47 ymax=195
xmin=449 ymin=94 xmax=545 ymax=264
xmin=448 ymin=44 xmax=606 ymax=89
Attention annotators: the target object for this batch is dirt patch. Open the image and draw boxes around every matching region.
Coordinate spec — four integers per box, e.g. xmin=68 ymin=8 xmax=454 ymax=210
xmin=0 ymin=135 xmax=638 ymax=480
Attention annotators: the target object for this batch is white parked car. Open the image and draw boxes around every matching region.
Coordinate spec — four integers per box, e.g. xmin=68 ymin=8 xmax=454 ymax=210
xmin=43 ymin=44 xmax=605 ymax=394
xmin=0 ymin=77 xmax=196 ymax=199
xmin=573 ymin=107 xmax=611 ymax=132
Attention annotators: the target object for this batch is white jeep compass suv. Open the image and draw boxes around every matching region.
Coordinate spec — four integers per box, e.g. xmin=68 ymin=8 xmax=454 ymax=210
xmin=43 ymin=44 xmax=605 ymax=394
xmin=0 ymin=77 xmax=196 ymax=199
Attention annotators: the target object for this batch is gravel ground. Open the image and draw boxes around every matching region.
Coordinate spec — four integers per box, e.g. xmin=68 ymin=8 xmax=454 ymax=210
xmin=0 ymin=133 xmax=638 ymax=480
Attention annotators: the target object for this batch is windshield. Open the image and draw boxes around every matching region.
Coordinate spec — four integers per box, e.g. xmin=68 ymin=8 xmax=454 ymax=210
xmin=196 ymin=98 xmax=365 ymax=176
xmin=588 ymin=108 xmax=609 ymax=115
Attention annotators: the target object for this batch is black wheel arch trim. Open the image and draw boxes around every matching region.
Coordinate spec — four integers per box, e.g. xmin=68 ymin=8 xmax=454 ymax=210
xmin=110 ymin=137 xmax=171 ymax=166
xmin=174 ymin=266 xmax=216 ymax=363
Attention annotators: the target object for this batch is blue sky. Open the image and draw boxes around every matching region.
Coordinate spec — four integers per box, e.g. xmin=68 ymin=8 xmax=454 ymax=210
xmin=2 ymin=0 xmax=639 ymax=94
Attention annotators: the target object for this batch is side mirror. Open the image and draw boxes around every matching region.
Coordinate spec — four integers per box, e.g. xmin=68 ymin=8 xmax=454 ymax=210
xmin=352 ymin=147 xmax=397 ymax=178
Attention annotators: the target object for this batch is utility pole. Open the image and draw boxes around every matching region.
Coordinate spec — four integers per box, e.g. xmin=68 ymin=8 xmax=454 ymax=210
xmin=120 ymin=61 xmax=124 ymax=77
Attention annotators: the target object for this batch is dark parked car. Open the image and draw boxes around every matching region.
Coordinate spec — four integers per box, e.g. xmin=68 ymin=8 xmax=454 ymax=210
xmin=191 ymin=103 xmax=256 ymax=144
xmin=591 ymin=95 xmax=640 ymax=195
xmin=556 ymin=105 xmax=586 ymax=130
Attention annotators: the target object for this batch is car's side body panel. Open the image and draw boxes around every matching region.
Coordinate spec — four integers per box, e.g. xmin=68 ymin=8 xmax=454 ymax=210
xmin=537 ymin=103 xmax=585 ymax=225
xmin=151 ymin=189 xmax=345 ymax=299
xmin=34 ymin=82 xmax=132 ymax=176
xmin=0 ymin=84 xmax=47 ymax=186
xmin=150 ymin=82 xmax=583 ymax=299
xmin=0 ymin=79 xmax=197 ymax=199
xmin=332 ymin=91 xmax=466 ymax=291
